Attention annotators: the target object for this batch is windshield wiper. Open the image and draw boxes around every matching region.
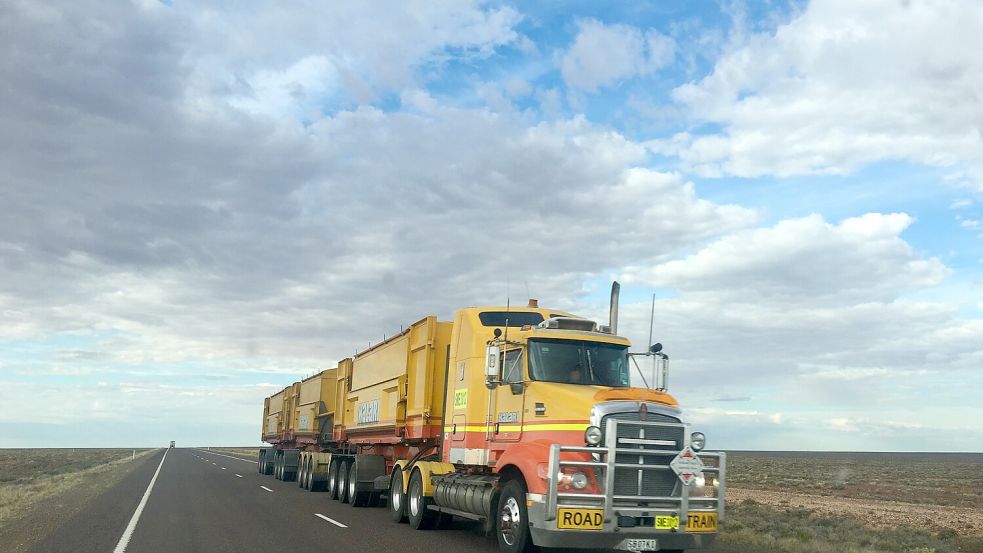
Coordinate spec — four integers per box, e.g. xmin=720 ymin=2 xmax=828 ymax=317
xmin=585 ymin=348 xmax=594 ymax=381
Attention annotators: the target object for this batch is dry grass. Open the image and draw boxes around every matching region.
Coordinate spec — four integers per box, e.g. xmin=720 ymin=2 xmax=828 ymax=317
xmin=0 ymin=448 xmax=154 ymax=523
xmin=725 ymin=451 xmax=983 ymax=508
xmin=722 ymin=499 xmax=983 ymax=553
xmin=205 ymin=447 xmax=259 ymax=461
xmin=719 ymin=451 xmax=983 ymax=553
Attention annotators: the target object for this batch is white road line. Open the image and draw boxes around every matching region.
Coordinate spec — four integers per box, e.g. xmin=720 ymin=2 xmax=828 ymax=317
xmin=113 ymin=449 xmax=168 ymax=553
xmin=315 ymin=513 xmax=348 ymax=528
xmin=221 ymin=467 xmax=227 ymax=470
xmin=260 ymin=486 xmax=274 ymax=493
xmin=194 ymin=449 xmax=258 ymax=464
xmin=235 ymin=474 xmax=243 ymax=478
xmin=212 ymin=462 xmax=217 ymax=465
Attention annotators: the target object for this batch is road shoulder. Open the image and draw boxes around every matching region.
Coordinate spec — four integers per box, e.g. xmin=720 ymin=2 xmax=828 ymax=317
xmin=0 ymin=449 xmax=160 ymax=553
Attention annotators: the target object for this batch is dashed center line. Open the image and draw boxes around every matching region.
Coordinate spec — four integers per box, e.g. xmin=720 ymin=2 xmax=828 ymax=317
xmin=235 ymin=474 xmax=243 ymax=478
xmin=315 ymin=513 xmax=348 ymax=528
xmin=260 ymin=486 xmax=273 ymax=493
xmin=221 ymin=467 xmax=227 ymax=470
xmin=194 ymin=449 xmax=258 ymax=464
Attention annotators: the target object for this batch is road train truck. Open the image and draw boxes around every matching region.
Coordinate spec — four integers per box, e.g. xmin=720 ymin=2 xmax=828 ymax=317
xmin=259 ymin=283 xmax=725 ymax=553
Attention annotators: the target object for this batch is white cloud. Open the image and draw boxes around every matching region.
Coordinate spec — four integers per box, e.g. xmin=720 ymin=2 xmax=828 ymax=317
xmin=561 ymin=19 xmax=675 ymax=92
xmin=185 ymin=1 xmax=523 ymax=115
xmin=611 ymin=209 xmax=983 ymax=450
xmin=2 ymin=0 xmax=982 ymax=451
xmin=625 ymin=212 xmax=948 ymax=305
xmin=661 ymin=0 xmax=983 ymax=187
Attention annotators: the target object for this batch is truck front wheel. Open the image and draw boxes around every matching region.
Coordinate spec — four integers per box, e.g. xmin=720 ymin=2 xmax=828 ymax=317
xmin=497 ymin=480 xmax=537 ymax=553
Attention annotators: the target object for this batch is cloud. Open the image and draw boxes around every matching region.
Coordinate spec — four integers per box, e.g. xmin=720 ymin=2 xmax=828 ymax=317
xmin=2 ymin=0 xmax=981 ymax=450
xmin=613 ymin=210 xmax=982 ymax=450
xmin=625 ymin=213 xmax=948 ymax=305
xmin=0 ymin=1 xmax=755 ymax=429
xmin=183 ymin=0 xmax=523 ymax=115
xmin=561 ymin=19 xmax=675 ymax=92
xmin=658 ymin=0 xmax=983 ymax=187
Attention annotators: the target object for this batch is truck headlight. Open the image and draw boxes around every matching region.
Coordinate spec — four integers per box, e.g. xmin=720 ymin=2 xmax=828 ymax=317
xmin=691 ymin=432 xmax=706 ymax=451
xmin=584 ymin=426 xmax=602 ymax=445
xmin=570 ymin=471 xmax=588 ymax=489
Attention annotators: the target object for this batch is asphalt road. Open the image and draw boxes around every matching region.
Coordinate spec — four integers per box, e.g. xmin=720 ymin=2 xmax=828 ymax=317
xmin=29 ymin=448 xmax=732 ymax=553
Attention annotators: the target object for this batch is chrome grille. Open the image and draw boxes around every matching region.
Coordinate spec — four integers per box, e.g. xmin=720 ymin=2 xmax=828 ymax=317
xmin=602 ymin=412 xmax=683 ymax=499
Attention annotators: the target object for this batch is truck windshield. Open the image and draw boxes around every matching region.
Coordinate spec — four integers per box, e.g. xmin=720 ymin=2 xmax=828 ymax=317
xmin=528 ymin=338 xmax=629 ymax=387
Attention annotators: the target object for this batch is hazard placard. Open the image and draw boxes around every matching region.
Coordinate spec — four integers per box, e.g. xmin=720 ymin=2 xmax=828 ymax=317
xmin=670 ymin=447 xmax=705 ymax=486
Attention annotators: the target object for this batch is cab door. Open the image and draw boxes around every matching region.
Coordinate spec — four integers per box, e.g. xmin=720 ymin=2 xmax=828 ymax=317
xmin=491 ymin=348 xmax=525 ymax=442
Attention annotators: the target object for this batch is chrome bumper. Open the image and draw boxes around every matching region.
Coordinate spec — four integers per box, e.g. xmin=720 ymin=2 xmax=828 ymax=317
xmin=533 ymin=417 xmax=725 ymax=546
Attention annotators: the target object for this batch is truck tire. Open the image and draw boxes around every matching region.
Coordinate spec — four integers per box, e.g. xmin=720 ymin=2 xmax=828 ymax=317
xmin=348 ymin=462 xmax=369 ymax=507
xmin=327 ymin=460 xmax=340 ymax=499
xmin=338 ymin=460 xmax=351 ymax=503
xmin=304 ymin=457 xmax=314 ymax=490
xmin=497 ymin=480 xmax=538 ymax=553
xmin=298 ymin=456 xmax=308 ymax=488
xmin=407 ymin=469 xmax=437 ymax=530
xmin=304 ymin=457 xmax=312 ymax=489
xmin=307 ymin=457 xmax=323 ymax=492
xmin=389 ymin=467 xmax=407 ymax=523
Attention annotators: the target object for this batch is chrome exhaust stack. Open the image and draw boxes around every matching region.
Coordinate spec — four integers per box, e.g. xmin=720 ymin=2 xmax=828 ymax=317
xmin=609 ymin=281 xmax=620 ymax=335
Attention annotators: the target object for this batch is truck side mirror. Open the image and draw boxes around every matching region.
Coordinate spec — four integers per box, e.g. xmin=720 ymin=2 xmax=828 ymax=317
xmin=485 ymin=345 xmax=501 ymax=388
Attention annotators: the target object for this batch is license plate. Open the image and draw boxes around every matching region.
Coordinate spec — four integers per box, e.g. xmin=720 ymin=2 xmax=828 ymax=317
xmin=654 ymin=515 xmax=679 ymax=530
xmin=556 ymin=508 xmax=604 ymax=530
xmin=619 ymin=538 xmax=658 ymax=552
xmin=686 ymin=512 xmax=718 ymax=532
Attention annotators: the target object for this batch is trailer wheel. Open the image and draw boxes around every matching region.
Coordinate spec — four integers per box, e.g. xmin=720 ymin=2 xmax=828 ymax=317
xmin=305 ymin=457 xmax=313 ymax=489
xmin=497 ymin=479 xmax=538 ymax=553
xmin=298 ymin=456 xmax=307 ymax=488
xmin=304 ymin=457 xmax=313 ymax=490
xmin=348 ymin=462 xmax=369 ymax=507
xmin=338 ymin=461 xmax=351 ymax=503
xmin=274 ymin=455 xmax=282 ymax=480
xmin=389 ymin=467 xmax=408 ymax=523
xmin=308 ymin=458 xmax=323 ymax=492
xmin=407 ymin=469 xmax=437 ymax=530
xmin=327 ymin=460 xmax=340 ymax=499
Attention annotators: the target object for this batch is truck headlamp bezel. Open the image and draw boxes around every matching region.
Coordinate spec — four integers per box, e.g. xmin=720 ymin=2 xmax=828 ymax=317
xmin=584 ymin=425 xmax=602 ymax=445
xmin=690 ymin=431 xmax=706 ymax=452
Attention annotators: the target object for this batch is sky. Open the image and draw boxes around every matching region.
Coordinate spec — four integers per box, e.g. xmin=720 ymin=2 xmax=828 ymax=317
xmin=1 ymin=0 xmax=981 ymax=451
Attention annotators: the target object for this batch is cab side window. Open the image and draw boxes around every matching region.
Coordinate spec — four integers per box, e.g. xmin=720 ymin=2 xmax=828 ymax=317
xmin=502 ymin=349 xmax=524 ymax=383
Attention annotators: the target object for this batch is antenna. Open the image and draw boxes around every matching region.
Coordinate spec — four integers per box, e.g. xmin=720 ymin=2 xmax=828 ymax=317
xmin=647 ymin=293 xmax=655 ymax=349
